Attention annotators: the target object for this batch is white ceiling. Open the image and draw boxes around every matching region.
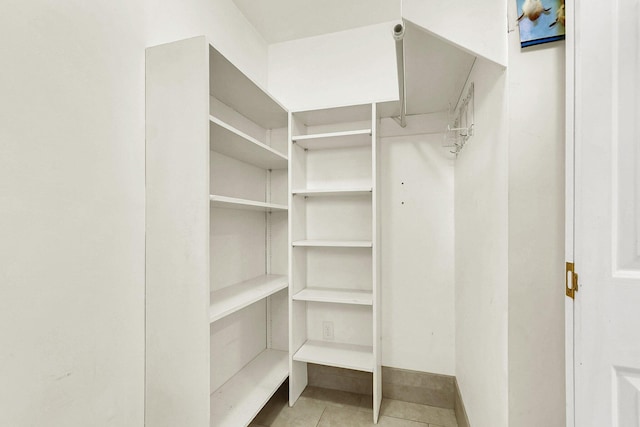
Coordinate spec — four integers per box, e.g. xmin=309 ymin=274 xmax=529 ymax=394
xmin=232 ymin=1 xmax=475 ymax=116
xmin=232 ymin=0 xmax=401 ymax=43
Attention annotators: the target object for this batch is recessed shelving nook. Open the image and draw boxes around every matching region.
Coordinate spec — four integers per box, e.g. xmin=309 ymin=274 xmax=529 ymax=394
xmin=288 ymin=103 xmax=381 ymax=423
xmin=146 ymin=36 xmax=289 ymax=427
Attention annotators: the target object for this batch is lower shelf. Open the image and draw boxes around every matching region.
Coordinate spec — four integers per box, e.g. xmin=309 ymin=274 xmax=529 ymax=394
xmin=209 ymin=274 xmax=288 ymax=323
xmin=292 ymin=240 xmax=373 ymax=248
xmin=293 ymin=288 xmax=373 ymax=306
xmin=210 ymin=349 xmax=288 ymax=427
xmin=293 ymin=340 xmax=374 ymax=372
xmin=291 ymin=187 xmax=372 ymax=197
xmin=210 ymin=194 xmax=288 ymax=212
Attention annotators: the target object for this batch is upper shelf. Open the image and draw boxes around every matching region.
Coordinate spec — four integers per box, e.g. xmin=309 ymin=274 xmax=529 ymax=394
xmin=292 ymin=104 xmax=372 ymax=127
xmin=209 ymin=45 xmax=287 ymax=130
xmin=292 ymin=129 xmax=372 ymax=150
xmin=210 ymin=195 xmax=287 ymax=212
xmin=210 ymin=116 xmax=288 ymax=170
xmin=292 ymin=187 xmax=372 ymax=197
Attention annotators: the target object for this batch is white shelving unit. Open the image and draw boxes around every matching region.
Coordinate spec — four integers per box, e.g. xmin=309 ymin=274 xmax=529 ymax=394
xmin=146 ymin=36 xmax=289 ymax=427
xmin=288 ymin=103 xmax=381 ymax=423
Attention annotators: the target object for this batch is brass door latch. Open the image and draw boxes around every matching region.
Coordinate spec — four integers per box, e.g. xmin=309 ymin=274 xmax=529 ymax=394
xmin=566 ymin=262 xmax=579 ymax=299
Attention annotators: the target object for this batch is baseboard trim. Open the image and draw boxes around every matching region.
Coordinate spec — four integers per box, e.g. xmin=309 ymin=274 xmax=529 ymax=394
xmin=454 ymin=377 xmax=471 ymax=427
xmin=307 ymin=363 xmax=373 ymax=395
xmin=382 ymin=366 xmax=455 ymax=409
xmin=307 ymin=364 xmax=455 ymax=408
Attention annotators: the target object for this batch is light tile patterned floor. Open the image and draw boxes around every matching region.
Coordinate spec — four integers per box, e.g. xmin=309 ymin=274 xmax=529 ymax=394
xmin=250 ymin=383 xmax=459 ymax=427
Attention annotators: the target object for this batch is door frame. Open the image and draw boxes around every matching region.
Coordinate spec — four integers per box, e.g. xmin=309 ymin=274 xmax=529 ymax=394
xmin=565 ymin=0 xmax=577 ymax=426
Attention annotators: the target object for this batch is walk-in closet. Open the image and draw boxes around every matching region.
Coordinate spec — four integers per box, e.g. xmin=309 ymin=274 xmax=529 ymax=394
xmin=145 ymin=15 xmax=501 ymax=425
xmin=2 ymin=1 xmax=572 ymax=427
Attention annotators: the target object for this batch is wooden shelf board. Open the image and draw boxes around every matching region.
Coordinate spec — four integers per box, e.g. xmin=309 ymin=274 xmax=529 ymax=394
xmin=292 ymin=240 xmax=373 ymax=248
xmin=210 ymin=116 xmax=287 ymax=170
xmin=293 ymin=288 xmax=373 ymax=306
xmin=292 ymin=129 xmax=372 ymax=150
xmin=210 ymin=195 xmax=288 ymax=212
xmin=209 ymin=275 xmax=288 ymax=323
xmin=210 ymin=349 xmax=288 ymax=427
xmin=292 ymin=187 xmax=372 ymax=197
xmin=293 ymin=340 xmax=374 ymax=372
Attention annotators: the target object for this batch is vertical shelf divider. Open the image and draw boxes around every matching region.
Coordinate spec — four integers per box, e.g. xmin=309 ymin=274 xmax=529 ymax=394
xmin=372 ymin=103 xmax=382 ymax=423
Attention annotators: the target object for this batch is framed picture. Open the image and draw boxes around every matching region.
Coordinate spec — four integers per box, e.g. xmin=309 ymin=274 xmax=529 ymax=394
xmin=516 ymin=0 xmax=565 ymax=47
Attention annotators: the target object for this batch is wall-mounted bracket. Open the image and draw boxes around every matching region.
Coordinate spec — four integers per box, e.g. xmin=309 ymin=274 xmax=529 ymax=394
xmin=443 ymin=83 xmax=475 ymax=157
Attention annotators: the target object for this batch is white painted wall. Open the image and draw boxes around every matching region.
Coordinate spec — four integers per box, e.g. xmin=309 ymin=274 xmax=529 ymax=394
xmin=0 ymin=2 xmax=146 ymax=425
xmin=380 ymin=114 xmax=456 ymax=375
xmin=268 ymin=22 xmax=399 ymax=111
xmin=454 ymin=59 xmax=509 ymax=427
xmin=0 ymin=0 xmax=268 ymax=425
xmin=146 ymin=0 xmax=269 ymax=86
xmin=506 ymin=4 xmax=566 ymax=426
xmin=402 ymin=0 xmax=507 ymax=67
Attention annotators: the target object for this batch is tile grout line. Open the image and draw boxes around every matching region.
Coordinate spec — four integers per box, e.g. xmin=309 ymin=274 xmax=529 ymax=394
xmin=314 ymin=406 xmax=327 ymax=427
xmin=383 ymin=413 xmax=432 ymax=426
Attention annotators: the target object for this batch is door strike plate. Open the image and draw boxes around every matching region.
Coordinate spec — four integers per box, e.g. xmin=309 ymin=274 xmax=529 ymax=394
xmin=566 ymin=262 xmax=579 ymax=299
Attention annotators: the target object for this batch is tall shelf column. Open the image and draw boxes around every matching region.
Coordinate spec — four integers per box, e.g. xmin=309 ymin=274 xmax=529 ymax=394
xmin=288 ymin=103 xmax=381 ymax=423
xmin=146 ymin=36 xmax=290 ymax=427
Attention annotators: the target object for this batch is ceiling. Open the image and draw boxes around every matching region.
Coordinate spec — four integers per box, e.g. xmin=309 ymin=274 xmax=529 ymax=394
xmin=380 ymin=21 xmax=477 ymax=117
xmin=232 ymin=0 xmax=401 ymax=43
xmin=231 ymin=1 xmax=475 ymax=116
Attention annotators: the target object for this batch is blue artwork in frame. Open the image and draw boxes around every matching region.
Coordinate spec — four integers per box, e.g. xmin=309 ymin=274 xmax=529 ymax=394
xmin=516 ymin=0 xmax=565 ymax=47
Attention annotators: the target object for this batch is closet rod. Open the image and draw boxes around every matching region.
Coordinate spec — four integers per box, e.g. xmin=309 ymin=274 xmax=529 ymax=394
xmin=393 ymin=22 xmax=407 ymax=128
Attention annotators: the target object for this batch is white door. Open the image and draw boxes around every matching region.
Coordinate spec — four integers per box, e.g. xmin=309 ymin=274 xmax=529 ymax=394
xmin=571 ymin=0 xmax=640 ymax=425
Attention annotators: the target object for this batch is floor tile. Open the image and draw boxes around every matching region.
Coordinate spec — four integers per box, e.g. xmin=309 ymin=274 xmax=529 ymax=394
xmin=380 ymin=399 xmax=458 ymax=427
xmin=251 ymin=384 xmax=460 ymax=427
xmin=317 ymin=405 xmax=430 ymax=426
xmin=252 ymin=395 xmax=326 ymax=427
